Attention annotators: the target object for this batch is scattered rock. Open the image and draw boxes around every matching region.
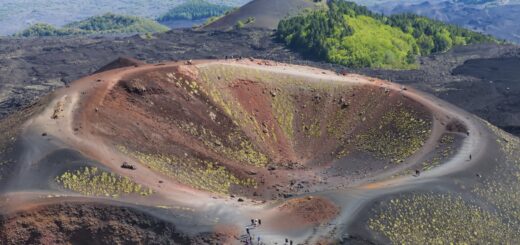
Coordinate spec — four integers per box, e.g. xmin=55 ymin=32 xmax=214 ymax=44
xmin=121 ymin=162 xmax=136 ymax=170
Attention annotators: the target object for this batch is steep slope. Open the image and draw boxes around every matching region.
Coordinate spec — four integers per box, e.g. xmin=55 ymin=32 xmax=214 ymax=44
xmin=203 ymin=0 xmax=325 ymax=30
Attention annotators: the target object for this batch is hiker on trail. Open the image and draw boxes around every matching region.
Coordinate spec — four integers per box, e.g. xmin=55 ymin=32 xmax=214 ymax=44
xmin=258 ymin=219 xmax=262 ymax=225
xmin=246 ymin=228 xmax=250 ymax=235
xmin=290 ymin=240 xmax=293 ymax=245
xmin=469 ymin=154 xmax=472 ymax=160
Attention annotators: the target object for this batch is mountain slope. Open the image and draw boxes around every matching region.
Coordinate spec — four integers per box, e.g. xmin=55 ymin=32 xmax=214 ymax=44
xmin=16 ymin=13 xmax=169 ymax=37
xmin=203 ymin=0 xmax=325 ymax=30
xmin=0 ymin=0 xmax=250 ymax=35
xmin=277 ymin=0 xmax=496 ymax=68
xmin=158 ymin=0 xmax=233 ymax=22
xmin=371 ymin=0 xmax=520 ymax=43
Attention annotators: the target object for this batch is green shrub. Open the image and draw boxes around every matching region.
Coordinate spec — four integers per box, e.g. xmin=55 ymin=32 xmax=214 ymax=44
xmin=277 ymin=0 xmax=497 ymax=68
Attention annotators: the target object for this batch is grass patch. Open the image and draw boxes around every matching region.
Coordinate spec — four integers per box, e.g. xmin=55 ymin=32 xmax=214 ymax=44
xmin=272 ymin=91 xmax=295 ymax=140
xmin=355 ymin=106 xmax=431 ymax=162
xmin=118 ymin=146 xmax=256 ymax=195
xmin=369 ymin=192 xmax=520 ymax=244
xmin=55 ymin=167 xmax=153 ymax=198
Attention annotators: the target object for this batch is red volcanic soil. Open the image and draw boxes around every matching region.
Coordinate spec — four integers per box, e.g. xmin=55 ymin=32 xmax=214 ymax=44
xmin=271 ymin=196 xmax=339 ymax=228
xmin=67 ymin=60 xmax=435 ymax=201
xmin=0 ymin=59 xmax=496 ymax=244
xmin=0 ymin=203 xmax=225 ymax=245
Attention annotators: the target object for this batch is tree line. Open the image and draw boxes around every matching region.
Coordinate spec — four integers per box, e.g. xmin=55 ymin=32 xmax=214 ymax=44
xmin=277 ymin=0 xmax=497 ymax=68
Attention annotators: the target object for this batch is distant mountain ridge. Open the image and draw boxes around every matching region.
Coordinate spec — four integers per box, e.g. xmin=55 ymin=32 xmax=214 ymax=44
xmin=0 ymin=0 xmax=250 ymax=35
xmin=16 ymin=13 xmax=169 ymax=37
xmin=370 ymin=0 xmax=520 ymax=43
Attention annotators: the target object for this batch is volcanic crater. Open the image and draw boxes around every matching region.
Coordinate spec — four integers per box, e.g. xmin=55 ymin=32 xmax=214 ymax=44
xmin=1 ymin=59 xmax=514 ymax=244
xmin=75 ymin=60 xmax=440 ymax=198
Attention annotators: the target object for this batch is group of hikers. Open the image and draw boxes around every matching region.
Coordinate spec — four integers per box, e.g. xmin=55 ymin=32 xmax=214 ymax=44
xmin=244 ymin=219 xmax=262 ymax=244
xmin=243 ymin=219 xmax=294 ymax=245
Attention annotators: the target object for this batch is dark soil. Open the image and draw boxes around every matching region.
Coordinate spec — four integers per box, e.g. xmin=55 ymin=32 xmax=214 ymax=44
xmin=0 ymin=29 xmax=519 ymax=136
xmin=203 ymin=0 xmax=319 ymax=30
xmin=0 ymin=203 xmax=225 ymax=245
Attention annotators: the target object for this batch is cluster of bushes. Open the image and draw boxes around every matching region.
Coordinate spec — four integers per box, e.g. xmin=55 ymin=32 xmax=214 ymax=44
xmin=277 ymin=0 xmax=497 ymax=68
xmin=158 ymin=0 xmax=233 ymax=21
xmin=16 ymin=13 xmax=169 ymax=37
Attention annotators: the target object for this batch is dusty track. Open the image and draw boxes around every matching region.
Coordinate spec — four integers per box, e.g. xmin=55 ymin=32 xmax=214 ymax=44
xmin=0 ymin=59 xmax=507 ymax=244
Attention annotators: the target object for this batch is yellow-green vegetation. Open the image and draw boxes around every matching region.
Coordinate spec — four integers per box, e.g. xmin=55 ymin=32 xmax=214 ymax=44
xmin=374 ymin=121 xmax=520 ymax=244
xmin=118 ymin=146 xmax=256 ymax=194
xmin=325 ymin=96 xmax=355 ymax=140
xmin=355 ymin=106 xmax=431 ymax=162
xmin=177 ymin=121 xmax=268 ymax=167
xmin=198 ymin=65 xmax=285 ymax=151
xmin=471 ymin=120 xmax=520 ymax=222
xmin=302 ymin=119 xmax=322 ymax=138
xmin=272 ymin=91 xmax=295 ymax=140
xmin=474 ymin=174 xmax=520 ymax=222
xmin=55 ymin=167 xmax=153 ymax=197
xmin=277 ymin=0 xmax=496 ymax=68
xmin=165 ymin=72 xmax=202 ymax=95
xmin=484 ymin=120 xmax=520 ymax=165
xmin=368 ymin=193 xmax=520 ymax=244
xmin=332 ymin=15 xmax=418 ymax=69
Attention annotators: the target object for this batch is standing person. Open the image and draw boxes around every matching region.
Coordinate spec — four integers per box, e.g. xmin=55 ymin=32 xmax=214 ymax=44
xmin=246 ymin=228 xmax=250 ymax=235
xmin=258 ymin=219 xmax=262 ymax=225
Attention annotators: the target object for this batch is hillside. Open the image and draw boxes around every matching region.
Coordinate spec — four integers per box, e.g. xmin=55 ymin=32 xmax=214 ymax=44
xmin=371 ymin=0 xmax=520 ymax=43
xmin=277 ymin=0 xmax=496 ymax=69
xmin=16 ymin=13 xmax=169 ymax=37
xmin=203 ymin=0 xmax=325 ymax=30
xmin=0 ymin=0 xmax=250 ymax=35
xmin=158 ymin=0 xmax=233 ymax=22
